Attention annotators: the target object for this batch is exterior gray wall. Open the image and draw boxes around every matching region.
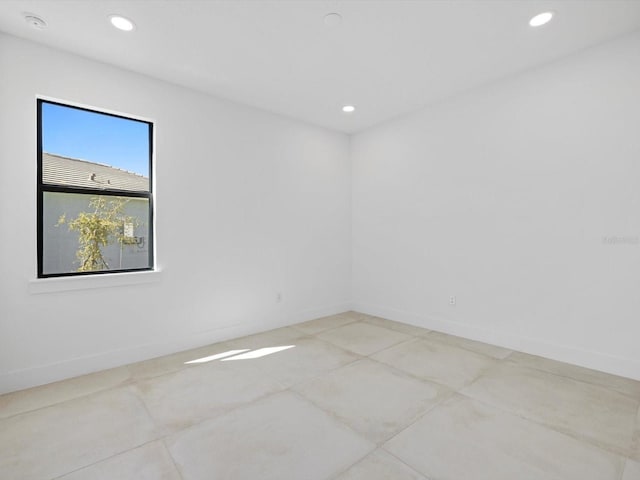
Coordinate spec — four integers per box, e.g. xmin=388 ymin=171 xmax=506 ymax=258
xmin=42 ymin=192 xmax=149 ymax=275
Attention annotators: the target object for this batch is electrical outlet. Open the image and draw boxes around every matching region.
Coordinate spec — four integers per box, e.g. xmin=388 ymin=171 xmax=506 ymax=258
xmin=449 ymin=296 xmax=456 ymax=306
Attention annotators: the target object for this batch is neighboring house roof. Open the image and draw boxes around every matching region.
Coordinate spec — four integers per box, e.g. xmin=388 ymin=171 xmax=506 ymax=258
xmin=42 ymin=152 xmax=149 ymax=192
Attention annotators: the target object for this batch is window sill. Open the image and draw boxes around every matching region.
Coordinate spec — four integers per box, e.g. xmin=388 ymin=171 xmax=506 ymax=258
xmin=28 ymin=269 xmax=163 ymax=294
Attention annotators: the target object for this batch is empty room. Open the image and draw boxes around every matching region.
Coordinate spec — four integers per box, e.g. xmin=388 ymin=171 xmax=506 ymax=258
xmin=0 ymin=1 xmax=639 ymax=479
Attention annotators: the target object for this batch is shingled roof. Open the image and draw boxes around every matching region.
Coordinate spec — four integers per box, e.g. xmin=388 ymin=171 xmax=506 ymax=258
xmin=42 ymin=152 xmax=149 ymax=192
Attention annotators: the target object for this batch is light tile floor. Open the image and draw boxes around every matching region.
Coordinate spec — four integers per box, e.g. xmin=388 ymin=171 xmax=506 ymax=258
xmin=1 ymin=311 xmax=639 ymax=480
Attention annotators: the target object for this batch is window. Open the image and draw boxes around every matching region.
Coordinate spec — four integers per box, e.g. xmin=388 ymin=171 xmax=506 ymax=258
xmin=37 ymin=100 xmax=154 ymax=277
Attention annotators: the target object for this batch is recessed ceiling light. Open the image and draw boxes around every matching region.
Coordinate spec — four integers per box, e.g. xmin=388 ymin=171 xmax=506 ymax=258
xmin=342 ymin=105 xmax=355 ymax=113
xmin=529 ymin=11 xmax=554 ymax=27
xmin=324 ymin=13 xmax=342 ymax=27
xmin=109 ymin=14 xmax=135 ymax=32
xmin=23 ymin=13 xmax=47 ymax=30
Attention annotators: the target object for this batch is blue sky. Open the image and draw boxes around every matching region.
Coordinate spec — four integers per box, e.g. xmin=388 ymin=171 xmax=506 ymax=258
xmin=41 ymin=102 xmax=150 ymax=177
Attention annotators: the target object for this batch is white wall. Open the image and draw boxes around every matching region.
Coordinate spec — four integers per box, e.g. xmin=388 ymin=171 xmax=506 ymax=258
xmin=0 ymin=34 xmax=351 ymax=394
xmin=3 ymin=29 xmax=639 ymax=394
xmin=351 ymin=31 xmax=640 ymax=380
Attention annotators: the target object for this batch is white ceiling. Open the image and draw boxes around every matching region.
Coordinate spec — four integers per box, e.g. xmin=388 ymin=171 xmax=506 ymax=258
xmin=1 ymin=1 xmax=640 ymax=133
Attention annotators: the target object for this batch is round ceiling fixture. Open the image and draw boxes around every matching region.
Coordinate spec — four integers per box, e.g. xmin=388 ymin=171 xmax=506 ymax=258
xmin=324 ymin=13 xmax=343 ymax=27
xmin=342 ymin=105 xmax=356 ymax=113
xmin=109 ymin=14 xmax=135 ymax=32
xmin=529 ymin=11 xmax=554 ymax=27
xmin=23 ymin=13 xmax=47 ymax=30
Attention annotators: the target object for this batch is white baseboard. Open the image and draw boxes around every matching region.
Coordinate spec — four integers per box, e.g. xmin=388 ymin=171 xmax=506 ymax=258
xmin=0 ymin=301 xmax=352 ymax=395
xmin=352 ymin=302 xmax=640 ymax=381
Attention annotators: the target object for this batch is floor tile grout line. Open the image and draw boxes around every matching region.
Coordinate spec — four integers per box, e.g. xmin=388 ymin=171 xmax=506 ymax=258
xmin=131 ymin=358 xmax=301 ymax=441
xmin=222 ymin=329 xmax=312 ymax=350
xmin=310 ymin=321 xmax=389 ymax=343
xmin=46 ymin=438 xmax=163 ymax=480
xmin=299 ymin=333 xmax=372 ymax=358
xmin=381 ymin=333 xmax=504 ymax=365
xmin=633 ymin=402 xmax=640 ymax=456
xmin=453 ymin=353 xmax=512 ymax=392
xmin=364 ymin=340 xmax=502 ymax=394
xmin=495 ymin=357 xmax=640 ymax=402
xmin=371 ymin=389 xmax=458 ymax=450
xmin=133 ymin=348 xmax=366 ymax=446
xmin=380 ymin=445 xmax=434 ymax=479
xmin=360 ymin=323 xmax=639 ymax=463
xmin=160 ymin=437 xmax=186 ymax=480
xmin=617 ymin=458 xmax=627 ymax=480
xmin=250 ymin=341 xmax=366 ymax=391
xmin=289 ymin=327 xmax=464 ymax=445
xmin=363 ymin=354 xmax=462 ymax=393
xmin=499 ymin=358 xmax=640 ymax=400
xmin=152 ymin=347 xmax=362 ymax=441
xmin=289 ymin=358 xmax=457 ymax=447
xmin=319 ymin=318 xmax=416 ymax=339
xmin=287 ymin=388 xmax=377 ymax=443
xmin=289 ymin=316 xmax=360 ymax=336
xmin=0 ymin=377 xmax=149 ymax=423
xmin=423 ymin=330 xmax=514 ymax=360
xmin=314 ymin=330 xmax=417 ymax=358
xmin=456 ymin=389 xmax=634 ymax=461
xmin=0 ymin=384 xmax=125 ymax=422
xmin=147 ymin=387 xmax=290 ymax=443
xmin=299 ymin=324 xmax=460 ymax=447
xmin=156 ymin=386 xmax=377 ymax=480
xmin=130 ymin=382 xmax=168 ymax=439
xmin=358 ymin=312 xmax=640 ymax=393
xmin=268 ymin=350 xmax=366 ymax=391
xmin=361 ymin=318 xmax=433 ymax=338
xmin=360 ymin=335 xmax=423 ymax=357
xmin=284 ymin=388 xmax=388 ymax=478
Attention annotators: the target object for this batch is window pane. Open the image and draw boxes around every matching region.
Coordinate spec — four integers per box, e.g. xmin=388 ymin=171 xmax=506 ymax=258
xmin=42 ymin=192 xmax=151 ymax=275
xmin=41 ymin=102 xmax=150 ymax=191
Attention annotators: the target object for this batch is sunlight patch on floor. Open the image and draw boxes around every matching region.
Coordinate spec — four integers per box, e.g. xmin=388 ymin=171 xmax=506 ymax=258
xmin=184 ymin=349 xmax=250 ymax=364
xmin=221 ymin=346 xmax=296 ymax=361
xmin=185 ymin=346 xmax=295 ymax=364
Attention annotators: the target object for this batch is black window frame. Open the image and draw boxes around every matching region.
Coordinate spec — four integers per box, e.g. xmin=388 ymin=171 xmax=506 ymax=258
xmin=37 ymin=99 xmax=154 ymax=278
